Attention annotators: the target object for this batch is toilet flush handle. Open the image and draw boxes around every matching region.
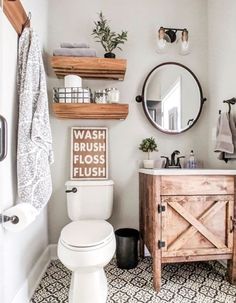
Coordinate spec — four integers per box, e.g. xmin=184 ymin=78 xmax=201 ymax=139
xmin=65 ymin=188 xmax=77 ymax=193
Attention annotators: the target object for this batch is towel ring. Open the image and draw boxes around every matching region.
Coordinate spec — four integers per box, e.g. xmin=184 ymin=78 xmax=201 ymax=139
xmin=219 ymin=97 xmax=236 ymax=115
xmin=223 ymin=98 xmax=236 ymax=115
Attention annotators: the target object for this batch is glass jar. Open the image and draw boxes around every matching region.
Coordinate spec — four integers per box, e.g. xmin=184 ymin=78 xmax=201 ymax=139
xmin=106 ymin=88 xmax=120 ymax=103
xmin=94 ymin=90 xmax=107 ymax=103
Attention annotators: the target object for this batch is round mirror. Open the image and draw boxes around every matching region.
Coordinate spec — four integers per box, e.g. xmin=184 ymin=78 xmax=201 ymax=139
xmin=138 ymin=62 xmax=206 ymax=134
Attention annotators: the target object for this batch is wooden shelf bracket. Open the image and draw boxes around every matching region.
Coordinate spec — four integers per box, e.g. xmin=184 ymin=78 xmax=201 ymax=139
xmin=3 ymin=0 xmax=30 ymax=35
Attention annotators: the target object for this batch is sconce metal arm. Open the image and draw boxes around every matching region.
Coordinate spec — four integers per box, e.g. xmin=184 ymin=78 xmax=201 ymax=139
xmin=161 ymin=27 xmax=186 ymax=32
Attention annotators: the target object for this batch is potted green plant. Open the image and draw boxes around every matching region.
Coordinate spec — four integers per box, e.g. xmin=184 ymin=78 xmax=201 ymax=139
xmin=139 ymin=137 xmax=158 ymax=169
xmin=92 ymin=12 xmax=128 ymax=58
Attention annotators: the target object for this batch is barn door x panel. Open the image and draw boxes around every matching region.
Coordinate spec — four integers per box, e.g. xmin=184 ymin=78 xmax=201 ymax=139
xmin=161 ymin=195 xmax=234 ymax=258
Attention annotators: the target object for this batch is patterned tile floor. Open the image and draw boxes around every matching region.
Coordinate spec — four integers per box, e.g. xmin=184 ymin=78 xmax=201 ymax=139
xmin=31 ymin=258 xmax=236 ymax=303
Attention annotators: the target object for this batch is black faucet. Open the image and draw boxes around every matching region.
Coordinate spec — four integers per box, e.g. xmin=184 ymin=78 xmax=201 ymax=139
xmin=176 ymin=156 xmax=185 ymax=168
xmin=160 ymin=156 xmax=171 ymax=168
xmin=170 ymin=150 xmax=180 ymax=166
xmin=161 ymin=150 xmax=185 ymax=168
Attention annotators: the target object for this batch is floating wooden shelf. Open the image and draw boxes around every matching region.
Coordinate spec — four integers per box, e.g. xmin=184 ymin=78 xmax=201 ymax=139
xmin=52 ymin=103 xmax=129 ymax=120
xmin=51 ymin=57 xmax=127 ymax=80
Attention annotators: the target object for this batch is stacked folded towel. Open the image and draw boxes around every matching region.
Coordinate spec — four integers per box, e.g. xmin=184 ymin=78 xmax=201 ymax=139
xmin=61 ymin=42 xmax=90 ymax=48
xmin=214 ymin=112 xmax=236 ymax=162
xmin=53 ymin=42 xmax=96 ymax=57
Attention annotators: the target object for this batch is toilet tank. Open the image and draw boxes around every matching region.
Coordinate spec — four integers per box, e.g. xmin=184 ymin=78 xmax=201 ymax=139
xmin=65 ymin=180 xmax=114 ymax=221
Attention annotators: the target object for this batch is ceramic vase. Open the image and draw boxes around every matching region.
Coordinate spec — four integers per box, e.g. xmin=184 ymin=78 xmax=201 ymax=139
xmin=104 ymin=52 xmax=116 ymax=59
xmin=143 ymin=160 xmax=154 ymax=169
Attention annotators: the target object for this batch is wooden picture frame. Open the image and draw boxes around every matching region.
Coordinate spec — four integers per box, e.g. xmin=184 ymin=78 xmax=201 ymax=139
xmin=71 ymin=127 xmax=108 ymax=180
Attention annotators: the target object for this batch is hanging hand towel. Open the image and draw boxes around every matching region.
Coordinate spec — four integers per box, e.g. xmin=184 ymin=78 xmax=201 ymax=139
xmin=214 ymin=112 xmax=234 ymax=161
xmin=17 ymin=28 xmax=54 ymax=212
xmin=225 ymin=114 xmax=236 ymax=159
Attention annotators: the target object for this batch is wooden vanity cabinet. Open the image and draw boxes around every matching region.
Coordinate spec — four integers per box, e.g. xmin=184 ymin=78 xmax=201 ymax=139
xmin=139 ymin=173 xmax=236 ymax=292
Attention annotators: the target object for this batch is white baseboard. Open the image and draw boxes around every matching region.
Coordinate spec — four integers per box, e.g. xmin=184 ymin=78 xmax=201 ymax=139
xmin=218 ymin=260 xmax=227 ymax=268
xmin=11 ymin=246 xmax=51 ymax=303
xmin=49 ymin=244 xmax=58 ymax=260
xmin=144 ymin=245 xmax=151 ymax=257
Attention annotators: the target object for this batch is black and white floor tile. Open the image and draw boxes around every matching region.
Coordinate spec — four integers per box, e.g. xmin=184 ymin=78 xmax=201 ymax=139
xmin=31 ymin=258 xmax=236 ymax=303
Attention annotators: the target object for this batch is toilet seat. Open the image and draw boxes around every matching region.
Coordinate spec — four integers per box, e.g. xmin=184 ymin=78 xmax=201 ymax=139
xmin=60 ymin=220 xmax=114 ymax=251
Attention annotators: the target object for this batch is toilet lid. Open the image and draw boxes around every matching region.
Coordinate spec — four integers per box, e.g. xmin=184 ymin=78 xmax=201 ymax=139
xmin=60 ymin=220 xmax=114 ymax=248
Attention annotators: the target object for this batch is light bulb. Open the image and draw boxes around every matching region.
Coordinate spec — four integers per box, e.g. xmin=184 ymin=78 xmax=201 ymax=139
xmin=158 ymin=38 xmax=166 ymax=49
xmin=156 ymin=27 xmax=168 ymax=54
xmin=179 ymin=29 xmax=190 ymax=55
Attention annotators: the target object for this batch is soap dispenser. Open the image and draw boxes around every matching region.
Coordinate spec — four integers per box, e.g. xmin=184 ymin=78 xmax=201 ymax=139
xmin=187 ymin=150 xmax=197 ymax=168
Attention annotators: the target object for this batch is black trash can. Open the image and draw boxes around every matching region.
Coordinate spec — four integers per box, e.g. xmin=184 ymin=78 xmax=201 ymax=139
xmin=115 ymin=228 xmax=139 ymax=269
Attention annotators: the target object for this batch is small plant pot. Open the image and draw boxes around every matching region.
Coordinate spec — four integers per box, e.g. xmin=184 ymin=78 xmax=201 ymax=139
xmin=104 ymin=52 xmax=116 ymax=59
xmin=143 ymin=160 xmax=154 ymax=169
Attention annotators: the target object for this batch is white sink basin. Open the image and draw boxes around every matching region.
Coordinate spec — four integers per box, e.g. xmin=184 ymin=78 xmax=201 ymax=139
xmin=139 ymin=168 xmax=236 ymax=176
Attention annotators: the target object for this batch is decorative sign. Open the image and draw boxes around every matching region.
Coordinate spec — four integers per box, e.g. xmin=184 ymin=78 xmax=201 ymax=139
xmin=71 ymin=127 xmax=108 ymax=180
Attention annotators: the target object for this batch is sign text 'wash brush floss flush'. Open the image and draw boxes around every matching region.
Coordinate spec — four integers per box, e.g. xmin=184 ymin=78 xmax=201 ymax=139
xmin=71 ymin=127 xmax=108 ymax=180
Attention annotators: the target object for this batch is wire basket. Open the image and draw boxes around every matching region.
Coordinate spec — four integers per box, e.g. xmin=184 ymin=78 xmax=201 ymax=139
xmin=53 ymin=87 xmax=92 ymax=103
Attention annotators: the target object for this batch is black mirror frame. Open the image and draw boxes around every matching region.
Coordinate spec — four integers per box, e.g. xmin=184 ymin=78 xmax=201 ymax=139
xmin=136 ymin=62 xmax=207 ymax=134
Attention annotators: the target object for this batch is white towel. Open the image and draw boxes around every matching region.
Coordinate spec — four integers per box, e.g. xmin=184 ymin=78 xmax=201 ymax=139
xmin=214 ymin=112 xmax=234 ymax=155
xmin=53 ymin=48 xmax=96 ymax=57
xmin=17 ymin=28 xmax=54 ymax=212
xmin=225 ymin=114 xmax=236 ymax=159
xmin=60 ymin=42 xmax=90 ymax=48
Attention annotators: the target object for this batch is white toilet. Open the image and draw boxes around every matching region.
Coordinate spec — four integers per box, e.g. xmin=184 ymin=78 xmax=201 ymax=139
xmin=58 ymin=180 xmax=116 ymax=303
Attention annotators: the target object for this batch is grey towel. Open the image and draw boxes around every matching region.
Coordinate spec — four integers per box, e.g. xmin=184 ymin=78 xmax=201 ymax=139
xmin=17 ymin=28 xmax=54 ymax=212
xmin=60 ymin=42 xmax=90 ymax=48
xmin=225 ymin=114 xmax=236 ymax=159
xmin=53 ymin=48 xmax=96 ymax=57
xmin=214 ymin=112 xmax=234 ymax=154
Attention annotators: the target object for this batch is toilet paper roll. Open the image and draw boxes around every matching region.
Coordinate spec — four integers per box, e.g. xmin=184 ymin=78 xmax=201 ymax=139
xmin=64 ymin=75 xmax=82 ymax=88
xmin=3 ymin=203 xmax=38 ymax=232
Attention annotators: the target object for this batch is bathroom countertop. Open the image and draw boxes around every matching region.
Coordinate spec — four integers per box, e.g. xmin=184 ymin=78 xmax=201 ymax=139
xmin=139 ymin=168 xmax=236 ymax=176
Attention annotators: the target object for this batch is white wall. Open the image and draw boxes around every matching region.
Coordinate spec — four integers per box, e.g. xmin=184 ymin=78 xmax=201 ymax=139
xmin=0 ymin=4 xmax=4 ymax=301
xmin=207 ymin=0 xmax=236 ymax=169
xmin=47 ymin=0 xmax=209 ymax=243
xmin=2 ymin=1 xmax=236 ymax=299
xmin=1 ymin=1 xmax=49 ymax=302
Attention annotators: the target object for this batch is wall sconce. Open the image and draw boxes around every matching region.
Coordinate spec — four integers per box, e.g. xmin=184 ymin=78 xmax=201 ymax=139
xmin=156 ymin=27 xmax=190 ymax=55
